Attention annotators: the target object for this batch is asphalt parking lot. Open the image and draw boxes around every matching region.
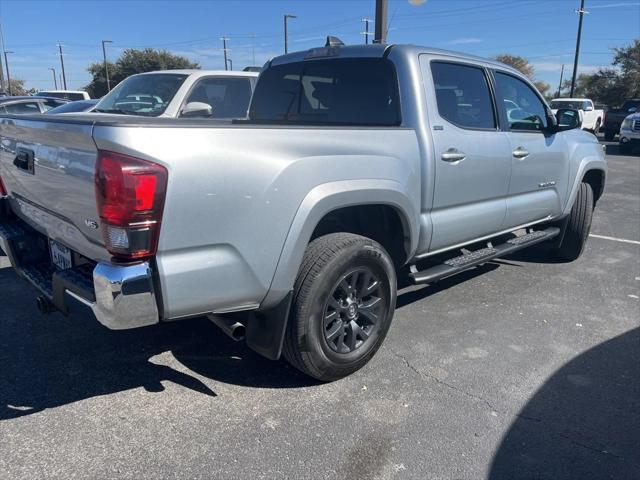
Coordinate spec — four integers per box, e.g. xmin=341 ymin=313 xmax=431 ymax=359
xmin=0 ymin=139 xmax=638 ymax=480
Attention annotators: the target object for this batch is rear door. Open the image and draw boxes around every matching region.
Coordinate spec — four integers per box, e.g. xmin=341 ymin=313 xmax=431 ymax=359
xmin=492 ymin=71 xmax=570 ymax=228
xmin=422 ymin=59 xmax=512 ymax=251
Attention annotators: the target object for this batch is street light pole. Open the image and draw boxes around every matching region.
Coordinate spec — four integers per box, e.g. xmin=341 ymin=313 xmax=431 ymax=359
xmin=57 ymin=43 xmax=67 ymax=90
xmin=3 ymin=50 xmax=13 ymax=96
xmin=101 ymin=40 xmax=113 ymax=92
xmin=49 ymin=67 xmax=58 ymax=89
xmin=284 ymin=14 xmax=297 ymax=54
xmin=570 ymin=0 xmax=588 ymax=97
xmin=374 ymin=0 xmax=388 ymax=44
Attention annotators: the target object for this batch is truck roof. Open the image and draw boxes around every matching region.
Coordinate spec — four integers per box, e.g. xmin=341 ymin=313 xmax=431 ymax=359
xmin=136 ymin=69 xmax=258 ymax=78
xmin=269 ymin=43 xmax=522 ymax=75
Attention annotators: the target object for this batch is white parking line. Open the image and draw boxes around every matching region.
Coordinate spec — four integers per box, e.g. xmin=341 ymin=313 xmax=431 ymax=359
xmin=589 ymin=234 xmax=640 ymax=245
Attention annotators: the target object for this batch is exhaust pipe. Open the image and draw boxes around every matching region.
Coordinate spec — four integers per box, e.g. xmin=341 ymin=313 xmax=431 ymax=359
xmin=36 ymin=295 xmax=53 ymax=315
xmin=208 ymin=315 xmax=246 ymax=341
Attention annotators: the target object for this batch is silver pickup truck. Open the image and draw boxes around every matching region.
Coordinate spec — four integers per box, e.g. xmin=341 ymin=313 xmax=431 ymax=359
xmin=0 ymin=43 xmax=606 ymax=381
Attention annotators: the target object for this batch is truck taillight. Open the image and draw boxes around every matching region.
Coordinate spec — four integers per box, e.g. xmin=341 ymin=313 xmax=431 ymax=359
xmin=95 ymin=150 xmax=167 ymax=260
xmin=0 ymin=175 xmax=6 ymax=197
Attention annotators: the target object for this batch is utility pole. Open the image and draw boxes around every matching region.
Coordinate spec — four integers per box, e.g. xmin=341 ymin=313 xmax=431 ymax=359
xmin=284 ymin=14 xmax=296 ymax=54
xmin=251 ymin=33 xmax=256 ymax=65
xmin=49 ymin=67 xmax=58 ymax=89
xmin=101 ymin=40 xmax=113 ymax=92
xmin=557 ymin=64 xmax=565 ymax=98
xmin=57 ymin=43 xmax=67 ymax=90
xmin=221 ymin=37 xmax=229 ymax=71
xmin=374 ymin=0 xmax=388 ymax=44
xmin=0 ymin=20 xmax=6 ymax=94
xmin=570 ymin=0 xmax=587 ymax=97
xmin=227 ymin=58 xmax=233 ymax=71
xmin=361 ymin=17 xmax=372 ymax=44
xmin=3 ymin=50 xmax=12 ymax=95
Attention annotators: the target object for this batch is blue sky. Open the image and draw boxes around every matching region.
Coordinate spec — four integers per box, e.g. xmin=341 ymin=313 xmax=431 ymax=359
xmin=1 ymin=0 xmax=639 ymax=92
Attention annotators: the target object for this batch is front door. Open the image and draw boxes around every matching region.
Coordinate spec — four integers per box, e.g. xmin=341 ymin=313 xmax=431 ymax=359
xmin=492 ymin=71 xmax=570 ymax=229
xmin=422 ymin=59 xmax=512 ymax=252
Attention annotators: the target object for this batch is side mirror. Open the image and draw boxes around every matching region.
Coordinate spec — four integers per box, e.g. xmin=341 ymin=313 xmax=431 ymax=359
xmin=180 ymin=101 xmax=212 ymax=118
xmin=584 ymin=104 xmax=593 ymax=111
xmin=552 ymin=108 xmax=581 ymax=132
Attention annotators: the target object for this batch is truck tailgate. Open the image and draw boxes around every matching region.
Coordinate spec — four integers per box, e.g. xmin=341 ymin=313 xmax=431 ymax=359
xmin=0 ymin=116 xmax=109 ymax=261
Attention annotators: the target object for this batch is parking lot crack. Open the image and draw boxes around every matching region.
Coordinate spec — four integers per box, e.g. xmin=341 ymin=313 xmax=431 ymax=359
xmin=389 ymin=350 xmax=500 ymax=413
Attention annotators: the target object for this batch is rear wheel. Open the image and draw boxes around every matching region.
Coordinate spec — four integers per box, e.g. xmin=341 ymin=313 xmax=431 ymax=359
xmin=283 ymin=233 xmax=396 ymax=381
xmin=554 ymin=182 xmax=594 ymax=261
xmin=604 ymin=130 xmax=615 ymax=141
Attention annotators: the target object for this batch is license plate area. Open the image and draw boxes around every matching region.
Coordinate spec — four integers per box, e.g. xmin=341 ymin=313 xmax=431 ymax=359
xmin=49 ymin=240 xmax=73 ymax=270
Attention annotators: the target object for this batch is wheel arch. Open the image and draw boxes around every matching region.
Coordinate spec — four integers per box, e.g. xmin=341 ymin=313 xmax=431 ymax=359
xmin=260 ymin=179 xmax=418 ymax=310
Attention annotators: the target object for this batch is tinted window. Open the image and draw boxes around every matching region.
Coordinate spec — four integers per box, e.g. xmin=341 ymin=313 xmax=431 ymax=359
xmin=95 ymin=73 xmax=188 ymax=116
xmin=4 ymin=102 xmax=41 ymax=114
xmin=431 ymin=62 xmax=495 ymax=129
xmin=495 ymin=72 xmax=548 ymax=131
xmin=550 ymin=100 xmax=583 ymax=110
xmin=183 ymin=77 xmax=252 ymax=118
xmin=249 ymin=58 xmax=400 ymax=126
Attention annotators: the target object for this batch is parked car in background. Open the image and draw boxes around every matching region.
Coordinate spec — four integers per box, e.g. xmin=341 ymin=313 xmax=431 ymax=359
xmin=550 ymin=98 xmax=603 ymax=133
xmin=0 ymin=42 xmax=606 ymax=381
xmin=603 ymin=98 xmax=640 ymax=141
xmin=93 ymin=70 xmax=258 ymax=118
xmin=619 ymin=112 xmax=640 ymax=154
xmin=35 ymin=90 xmax=91 ymax=101
xmin=0 ymin=96 xmax=68 ymax=114
xmin=45 ymin=99 xmax=99 ymax=114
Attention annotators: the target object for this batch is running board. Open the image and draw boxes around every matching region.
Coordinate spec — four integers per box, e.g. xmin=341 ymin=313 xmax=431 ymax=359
xmin=409 ymin=227 xmax=560 ymax=285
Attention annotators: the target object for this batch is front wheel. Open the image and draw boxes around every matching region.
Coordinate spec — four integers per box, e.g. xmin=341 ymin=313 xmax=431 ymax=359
xmin=283 ymin=233 xmax=397 ymax=381
xmin=592 ymin=119 xmax=601 ymax=135
xmin=554 ymin=182 xmax=594 ymax=261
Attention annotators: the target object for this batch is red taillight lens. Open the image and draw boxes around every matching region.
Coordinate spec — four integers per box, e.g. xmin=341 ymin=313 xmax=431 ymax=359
xmin=95 ymin=150 xmax=167 ymax=260
xmin=0 ymin=175 xmax=7 ymax=197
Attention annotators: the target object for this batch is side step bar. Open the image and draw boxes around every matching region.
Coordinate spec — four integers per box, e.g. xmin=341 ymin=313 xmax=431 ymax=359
xmin=409 ymin=227 xmax=560 ymax=285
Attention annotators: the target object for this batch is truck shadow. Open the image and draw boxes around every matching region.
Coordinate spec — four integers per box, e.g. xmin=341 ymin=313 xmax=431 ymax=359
xmin=0 ymin=268 xmax=315 ymax=421
xmin=488 ymin=327 xmax=640 ymax=479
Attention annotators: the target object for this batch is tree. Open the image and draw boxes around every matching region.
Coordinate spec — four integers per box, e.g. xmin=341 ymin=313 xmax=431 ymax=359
xmin=6 ymin=78 xmax=36 ymax=96
xmin=493 ymin=54 xmax=535 ymax=79
xmin=558 ymin=40 xmax=639 ymax=106
xmin=85 ymin=48 xmax=199 ymax=98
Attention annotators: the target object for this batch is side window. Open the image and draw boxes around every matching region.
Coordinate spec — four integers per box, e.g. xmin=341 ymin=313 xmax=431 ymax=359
xmin=430 ymin=62 xmax=496 ymax=130
xmin=4 ymin=102 xmax=41 ymax=114
xmin=495 ymin=72 xmax=548 ymax=132
xmin=184 ymin=77 xmax=252 ymax=118
xmin=41 ymin=100 xmax=66 ymax=112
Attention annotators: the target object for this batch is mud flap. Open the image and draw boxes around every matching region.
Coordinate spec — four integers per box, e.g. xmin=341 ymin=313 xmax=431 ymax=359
xmin=246 ymin=291 xmax=293 ymax=361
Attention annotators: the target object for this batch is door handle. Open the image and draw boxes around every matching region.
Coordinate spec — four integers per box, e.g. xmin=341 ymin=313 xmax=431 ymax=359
xmin=13 ymin=148 xmax=35 ymax=174
xmin=441 ymin=148 xmax=466 ymax=162
xmin=512 ymin=147 xmax=529 ymax=159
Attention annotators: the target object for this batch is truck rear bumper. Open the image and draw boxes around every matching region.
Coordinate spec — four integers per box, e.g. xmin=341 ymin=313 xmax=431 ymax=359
xmin=0 ymin=200 xmax=159 ymax=330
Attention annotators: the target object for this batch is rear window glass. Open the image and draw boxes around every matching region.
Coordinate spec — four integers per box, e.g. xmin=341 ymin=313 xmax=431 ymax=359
xmin=431 ymin=62 xmax=496 ymax=129
xmin=249 ymin=58 xmax=401 ymax=126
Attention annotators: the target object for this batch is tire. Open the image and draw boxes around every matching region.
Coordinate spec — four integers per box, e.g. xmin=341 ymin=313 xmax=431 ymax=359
xmin=555 ymin=182 xmax=594 ymax=261
xmin=592 ymin=119 xmax=601 ymax=135
xmin=604 ymin=130 xmax=615 ymax=141
xmin=283 ymin=233 xmax=397 ymax=381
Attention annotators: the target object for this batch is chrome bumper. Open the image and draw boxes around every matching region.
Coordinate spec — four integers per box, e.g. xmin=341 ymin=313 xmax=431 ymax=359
xmin=68 ymin=262 xmax=160 ymax=330
xmin=0 ymin=203 xmax=159 ymax=330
